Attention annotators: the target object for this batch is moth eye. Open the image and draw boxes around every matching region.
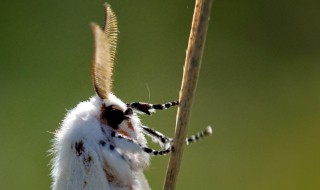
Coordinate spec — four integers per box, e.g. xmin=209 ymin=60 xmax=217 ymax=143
xmin=101 ymin=105 xmax=125 ymax=129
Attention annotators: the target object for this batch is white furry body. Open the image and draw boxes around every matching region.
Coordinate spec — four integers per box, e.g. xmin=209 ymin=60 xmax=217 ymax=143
xmin=51 ymin=94 xmax=151 ymax=190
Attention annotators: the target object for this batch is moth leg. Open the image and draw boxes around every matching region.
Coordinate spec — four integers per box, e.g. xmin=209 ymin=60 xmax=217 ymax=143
xmin=126 ymin=101 xmax=178 ymax=115
xmin=142 ymin=125 xmax=212 ymax=156
xmin=143 ymin=146 xmax=172 ymax=156
xmin=110 ymin=125 xmax=212 ymax=157
xmin=110 ymin=132 xmax=173 ymax=156
xmin=141 ymin=125 xmax=213 ymax=146
xmin=141 ymin=125 xmax=172 ymax=148
xmin=185 ymin=126 xmax=213 ymax=145
xmin=145 ymin=126 xmax=212 ymax=156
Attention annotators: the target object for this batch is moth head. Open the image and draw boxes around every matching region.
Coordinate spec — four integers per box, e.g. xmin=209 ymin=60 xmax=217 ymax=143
xmin=91 ymin=3 xmax=118 ymax=100
xmin=100 ymin=104 xmax=133 ymax=130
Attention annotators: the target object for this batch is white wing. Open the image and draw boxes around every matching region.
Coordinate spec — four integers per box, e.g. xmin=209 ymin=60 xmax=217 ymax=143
xmin=135 ymin=171 xmax=151 ymax=190
xmin=51 ymin=100 xmax=112 ymax=190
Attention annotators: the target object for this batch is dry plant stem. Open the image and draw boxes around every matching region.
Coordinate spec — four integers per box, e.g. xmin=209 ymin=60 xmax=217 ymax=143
xmin=163 ymin=0 xmax=213 ymax=190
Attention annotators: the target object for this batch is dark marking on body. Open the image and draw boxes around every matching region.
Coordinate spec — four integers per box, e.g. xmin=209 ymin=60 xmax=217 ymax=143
xmin=100 ymin=140 xmax=106 ymax=146
xmin=83 ymin=180 xmax=87 ymax=187
xmin=104 ymin=168 xmax=115 ymax=182
xmin=75 ymin=141 xmax=84 ymax=156
xmin=84 ymin=155 xmax=92 ymax=163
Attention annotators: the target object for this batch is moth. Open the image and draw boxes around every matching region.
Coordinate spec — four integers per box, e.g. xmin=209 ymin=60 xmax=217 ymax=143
xmin=51 ymin=3 xmax=212 ymax=190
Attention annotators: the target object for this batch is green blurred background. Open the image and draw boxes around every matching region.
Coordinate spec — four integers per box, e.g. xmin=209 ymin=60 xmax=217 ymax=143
xmin=0 ymin=0 xmax=319 ymax=189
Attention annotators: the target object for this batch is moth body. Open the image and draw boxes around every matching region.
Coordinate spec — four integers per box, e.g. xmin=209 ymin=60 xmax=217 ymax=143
xmin=51 ymin=4 xmax=212 ymax=190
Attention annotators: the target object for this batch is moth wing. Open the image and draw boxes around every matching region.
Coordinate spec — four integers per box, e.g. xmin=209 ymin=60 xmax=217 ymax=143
xmin=52 ymin=140 xmax=112 ymax=190
xmin=91 ymin=4 xmax=118 ymax=99
xmin=100 ymin=143 xmax=134 ymax=184
xmin=135 ymin=171 xmax=151 ymax=190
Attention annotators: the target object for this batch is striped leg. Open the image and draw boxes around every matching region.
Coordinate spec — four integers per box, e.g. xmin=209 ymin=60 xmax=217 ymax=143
xmin=143 ymin=146 xmax=172 ymax=156
xmin=143 ymin=124 xmax=213 ymax=156
xmin=141 ymin=125 xmax=213 ymax=147
xmin=143 ymin=126 xmax=212 ymax=156
xmin=141 ymin=125 xmax=172 ymax=146
xmin=110 ymin=127 xmax=212 ymax=156
xmin=186 ymin=126 xmax=212 ymax=145
xmin=126 ymin=101 xmax=179 ymax=115
xmin=110 ymin=131 xmax=173 ymax=156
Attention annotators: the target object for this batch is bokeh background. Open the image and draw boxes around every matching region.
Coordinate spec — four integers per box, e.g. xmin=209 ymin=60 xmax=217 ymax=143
xmin=0 ymin=0 xmax=319 ymax=189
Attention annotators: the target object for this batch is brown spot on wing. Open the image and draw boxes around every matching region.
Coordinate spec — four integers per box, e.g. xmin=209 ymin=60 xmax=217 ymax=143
xmin=103 ymin=168 xmax=115 ymax=182
xmin=83 ymin=180 xmax=87 ymax=188
xmin=75 ymin=141 xmax=84 ymax=156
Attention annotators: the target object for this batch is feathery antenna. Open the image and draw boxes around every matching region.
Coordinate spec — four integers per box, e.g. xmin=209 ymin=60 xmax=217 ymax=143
xmin=91 ymin=4 xmax=118 ymax=99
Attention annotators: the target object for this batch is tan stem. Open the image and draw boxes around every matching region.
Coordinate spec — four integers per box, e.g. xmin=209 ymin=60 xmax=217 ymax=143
xmin=163 ymin=0 xmax=213 ymax=189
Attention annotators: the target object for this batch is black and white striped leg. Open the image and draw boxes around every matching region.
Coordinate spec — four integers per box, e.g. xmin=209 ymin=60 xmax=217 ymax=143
xmin=141 ymin=125 xmax=213 ymax=146
xmin=141 ymin=125 xmax=172 ymax=146
xmin=141 ymin=125 xmax=212 ymax=155
xmin=110 ymin=131 xmax=172 ymax=156
xmin=143 ymin=146 xmax=172 ymax=156
xmin=109 ymin=126 xmax=212 ymax=156
xmin=186 ymin=126 xmax=213 ymax=145
xmin=126 ymin=101 xmax=179 ymax=115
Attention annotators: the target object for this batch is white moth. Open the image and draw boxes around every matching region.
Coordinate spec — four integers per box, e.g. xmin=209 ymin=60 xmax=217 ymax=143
xmin=50 ymin=3 xmax=212 ymax=190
